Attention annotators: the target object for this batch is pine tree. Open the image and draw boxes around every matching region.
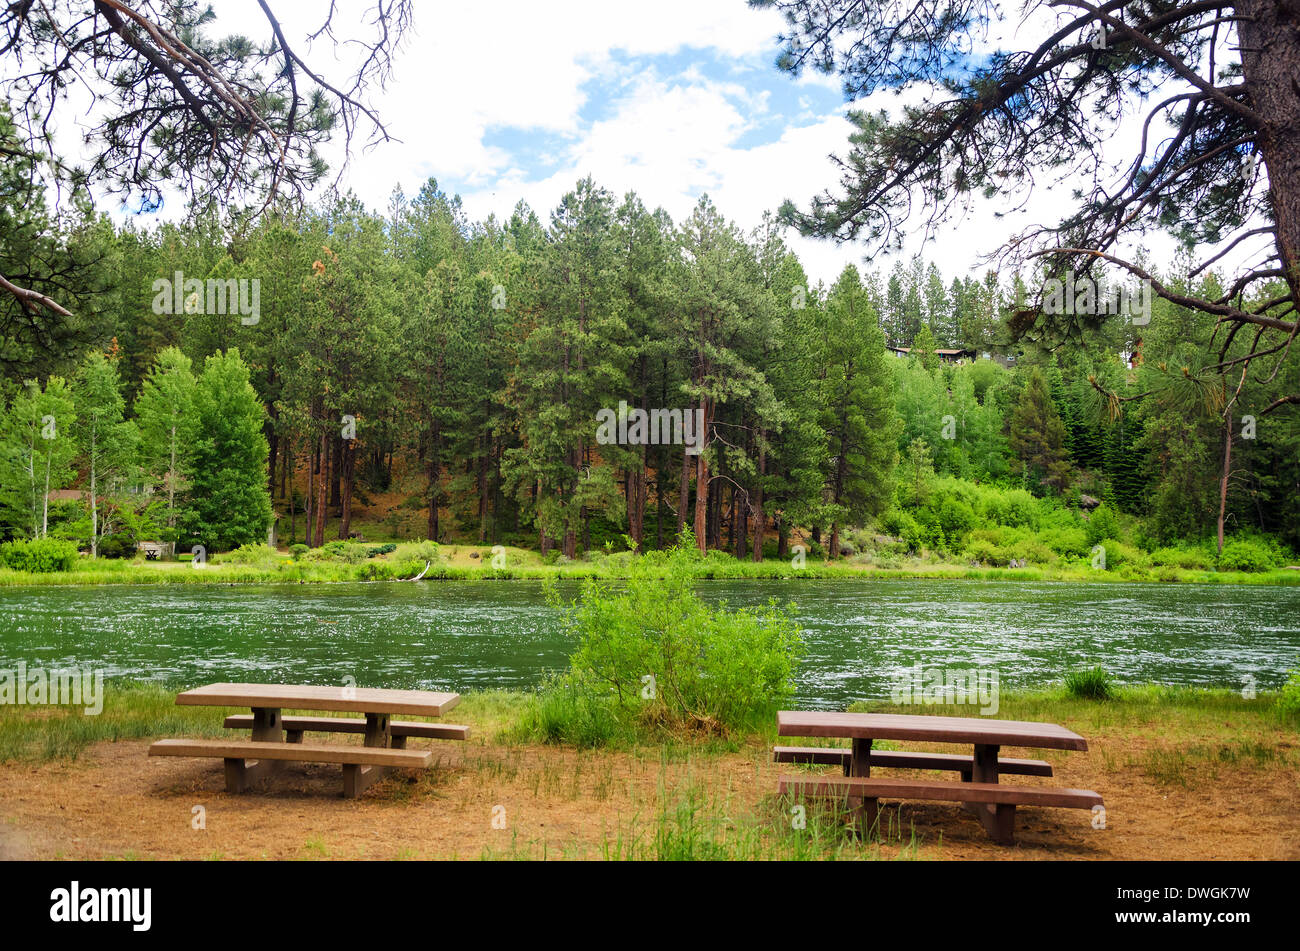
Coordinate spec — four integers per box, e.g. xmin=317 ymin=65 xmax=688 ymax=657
xmin=1009 ymin=368 xmax=1071 ymax=493
xmin=183 ymin=349 xmax=273 ymax=551
xmin=818 ymin=265 xmax=900 ymax=557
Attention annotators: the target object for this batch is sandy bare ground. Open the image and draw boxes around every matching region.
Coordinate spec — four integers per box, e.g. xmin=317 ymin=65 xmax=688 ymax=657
xmin=0 ymin=727 xmax=1296 ymax=860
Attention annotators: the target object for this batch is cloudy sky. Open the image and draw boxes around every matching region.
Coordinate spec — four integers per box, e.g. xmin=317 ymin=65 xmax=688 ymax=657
xmin=62 ymin=0 xmax=1204 ymax=287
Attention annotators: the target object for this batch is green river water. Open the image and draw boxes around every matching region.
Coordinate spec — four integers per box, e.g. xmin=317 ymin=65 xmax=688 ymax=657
xmin=1 ymin=579 xmax=1296 ymax=709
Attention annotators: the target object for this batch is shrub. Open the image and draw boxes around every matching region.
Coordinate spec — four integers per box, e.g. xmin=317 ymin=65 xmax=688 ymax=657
xmin=1084 ymin=504 xmax=1119 ymax=547
xmin=0 ymin=538 xmax=79 ymax=572
xmin=290 ymin=544 xmax=309 ymax=562
xmin=1088 ymin=538 xmax=1147 ymax=571
xmin=1065 ymin=666 xmax=1113 ymax=700
xmin=96 ymin=532 xmax=138 ymax=559
xmin=367 ymin=543 xmax=397 ymax=557
xmin=535 ymin=535 xmax=803 ymax=743
xmin=1150 ymin=546 xmax=1213 ymax=570
xmin=393 ymin=540 xmax=440 ymax=564
xmin=1276 ymin=664 xmax=1300 ymax=720
xmin=219 ymin=543 xmax=280 ymax=565
xmin=1217 ymin=537 xmax=1275 ymax=573
xmin=979 ymin=487 xmax=1040 ymax=528
xmin=1039 ymin=525 xmax=1089 ymax=557
xmin=308 ymin=540 xmax=368 ymax=564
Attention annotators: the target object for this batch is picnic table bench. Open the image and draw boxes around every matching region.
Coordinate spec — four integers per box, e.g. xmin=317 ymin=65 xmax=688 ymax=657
xmin=775 ymin=710 xmax=1102 ymax=844
xmin=149 ymin=683 xmax=469 ymax=798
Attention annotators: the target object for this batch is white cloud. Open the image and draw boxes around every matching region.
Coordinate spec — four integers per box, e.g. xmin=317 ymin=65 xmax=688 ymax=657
xmin=29 ymin=0 xmax=1258 ymax=288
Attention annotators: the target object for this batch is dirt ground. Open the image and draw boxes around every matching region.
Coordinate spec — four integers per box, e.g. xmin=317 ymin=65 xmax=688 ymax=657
xmin=0 ymin=726 xmax=1296 ymax=860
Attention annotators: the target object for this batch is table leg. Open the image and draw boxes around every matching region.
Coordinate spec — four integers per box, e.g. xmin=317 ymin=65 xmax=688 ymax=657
xmin=225 ymin=706 xmax=283 ymax=792
xmin=343 ymin=713 xmax=392 ymax=798
xmin=250 ymin=706 xmax=283 ymax=742
xmin=971 ymin=743 xmax=1012 ymax=842
xmin=848 ymin=737 xmax=877 ymax=838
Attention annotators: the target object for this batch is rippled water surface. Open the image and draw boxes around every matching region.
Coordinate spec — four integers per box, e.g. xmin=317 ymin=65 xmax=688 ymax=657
xmin=1 ymin=579 xmax=1296 ymax=709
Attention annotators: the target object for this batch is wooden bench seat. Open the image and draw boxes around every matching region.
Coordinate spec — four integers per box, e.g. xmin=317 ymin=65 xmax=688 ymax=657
xmin=223 ymin=714 xmax=470 ymax=747
xmin=773 ymin=745 xmax=1053 ymax=778
xmin=778 ymin=773 xmax=1101 ymax=844
xmin=149 ymin=738 xmax=433 ymax=797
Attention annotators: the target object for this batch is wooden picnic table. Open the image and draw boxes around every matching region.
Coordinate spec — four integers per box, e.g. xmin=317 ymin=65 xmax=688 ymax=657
xmin=150 ymin=682 xmax=466 ymax=798
xmin=776 ymin=710 xmax=1100 ymax=844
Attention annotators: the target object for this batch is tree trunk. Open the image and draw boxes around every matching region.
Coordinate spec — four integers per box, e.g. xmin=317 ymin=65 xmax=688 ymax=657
xmin=338 ymin=437 xmax=356 ymax=540
xmin=314 ymin=430 xmax=329 ymax=545
xmin=751 ymin=440 xmax=765 ymax=563
xmin=167 ymin=423 xmax=178 ymax=556
xmin=1217 ymin=411 xmax=1232 ymax=555
xmin=478 ymin=442 xmax=490 ymax=544
xmin=266 ymin=407 xmax=279 ymax=499
xmin=304 ymin=438 xmax=315 ymax=548
xmin=1239 ymin=1 xmax=1300 ymax=307
xmin=329 ymin=433 xmax=342 ymax=512
xmin=692 ymin=397 xmax=710 ymax=552
xmin=89 ymin=427 xmax=98 ymax=558
xmin=628 ymin=448 xmax=646 ymax=552
xmin=427 ymin=422 xmax=441 ymax=542
xmin=678 ymin=447 xmax=691 ymax=540
xmin=40 ymin=445 xmax=50 ymax=538
xmin=280 ymin=437 xmax=290 ymax=501
xmin=656 ymin=461 xmax=665 ymax=550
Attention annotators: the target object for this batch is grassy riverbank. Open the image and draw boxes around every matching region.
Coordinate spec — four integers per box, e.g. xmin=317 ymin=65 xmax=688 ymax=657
xmin=3 ymin=541 xmax=1300 ymax=587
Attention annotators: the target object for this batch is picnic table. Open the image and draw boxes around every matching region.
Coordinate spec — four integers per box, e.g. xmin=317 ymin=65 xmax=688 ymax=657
xmin=775 ymin=710 xmax=1102 ymax=844
xmin=149 ymin=683 xmax=468 ymax=798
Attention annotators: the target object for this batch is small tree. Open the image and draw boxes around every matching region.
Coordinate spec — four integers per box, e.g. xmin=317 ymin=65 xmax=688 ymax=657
xmin=819 ymin=265 xmax=900 ymax=557
xmin=71 ymin=351 xmax=133 ymax=557
xmin=134 ymin=348 xmax=197 ymax=554
xmin=1010 ymin=368 xmax=1071 ymax=494
xmin=0 ymin=378 xmax=76 ymax=537
xmin=183 ymin=349 xmax=273 ymax=551
xmin=911 ymin=325 xmax=938 ymax=372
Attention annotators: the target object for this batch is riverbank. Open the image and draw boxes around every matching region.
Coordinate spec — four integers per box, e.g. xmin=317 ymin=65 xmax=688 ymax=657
xmin=4 ymin=542 xmax=1299 ymax=587
xmin=0 ymin=684 xmax=1295 ymax=860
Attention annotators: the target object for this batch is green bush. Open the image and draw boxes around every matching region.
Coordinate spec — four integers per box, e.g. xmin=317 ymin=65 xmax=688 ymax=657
xmin=1085 ymin=504 xmax=1119 ymax=547
xmin=96 ymin=532 xmax=138 ymax=559
xmin=1150 ymin=546 xmax=1213 ymax=570
xmin=1065 ymin=666 xmax=1113 ymax=700
xmin=219 ymin=543 xmax=280 ymax=565
xmin=978 ymin=486 xmax=1040 ymax=529
xmin=1039 ymin=525 xmax=1089 ymax=557
xmin=308 ymin=540 xmax=369 ymax=564
xmin=367 ymin=543 xmax=397 ymax=557
xmin=0 ymin=538 xmax=79 ymax=572
xmin=532 ymin=533 xmax=804 ymax=744
xmin=290 ymin=544 xmax=309 ymax=562
xmin=1277 ymin=664 xmax=1300 ymax=720
xmin=393 ymin=540 xmax=440 ymax=565
xmin=1217 ymin=537 xmax=1276 ymax=573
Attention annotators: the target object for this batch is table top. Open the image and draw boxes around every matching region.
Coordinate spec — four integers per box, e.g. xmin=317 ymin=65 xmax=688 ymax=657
xmin=777 ymin=710 xmax=1088 ymax=751
xmin=176 ymin=683 xmax=460 ymax=717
